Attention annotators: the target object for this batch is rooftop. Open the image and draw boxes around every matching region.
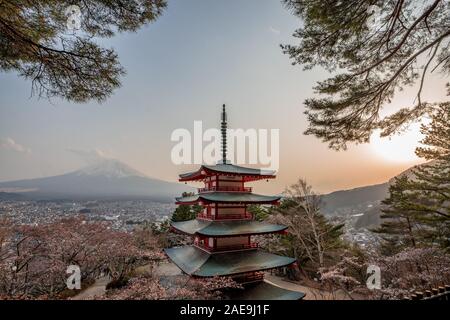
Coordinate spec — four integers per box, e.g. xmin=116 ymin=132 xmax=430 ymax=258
xmin=171 ymin=219 xmax=287 ymax=236
xmin=175 ymin=192 xmax=280 ymax=204
xmin=164 ymin=245 xmax=296 ymax=277
xmin=229 ymin=281 xmax=306 ymax=300
xmin=179 ymin=164 xmax=276 ymax=182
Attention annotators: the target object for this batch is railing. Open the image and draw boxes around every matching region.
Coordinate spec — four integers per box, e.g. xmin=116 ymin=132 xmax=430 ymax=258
xmin=195 ymin=242 xmax=258 ymax=253
xmin=197 ymin=213 xmax=253 ymax=220
xmin=234 ymin=272 xmax=265 ymax=284
xmin=214 ymin=243 xmax=258 ymax=252
xmin=216 ymin=213 xmax=253 ymax=220
xmin=406 ymin=285 xmax=450 ymax=300
xmin=217 ymin=213 xmax=253 ymax=220
xmin=196 ymin=212 xmax=214 ymax=220
xmin=198 ymin=186 xmax=252 ymax=193
xmin=194 ymin=242 xmax=211 ymax=251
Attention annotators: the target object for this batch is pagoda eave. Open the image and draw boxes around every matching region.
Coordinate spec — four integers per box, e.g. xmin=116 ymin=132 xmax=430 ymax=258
xmin=179 ymin=164 xmax=276 ymax=182
xmin=228 ymin=281 xmax=306 ymax=300
xmin=175 ymin=192 xmax=281 ymax=205
xmin=170 ymin=219 xmax=288 ymax=237
xmin=164 ymin=245 xmax=296 ymax=278
xmin=175 ymin=200 xmax=280 ymax=206
xmin=179 ymin=175 xmax=276 ymax=183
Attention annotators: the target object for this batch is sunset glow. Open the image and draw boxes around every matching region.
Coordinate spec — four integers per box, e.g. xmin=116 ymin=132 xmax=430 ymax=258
xmin=370 ymin=122 xmax=424 ymax=164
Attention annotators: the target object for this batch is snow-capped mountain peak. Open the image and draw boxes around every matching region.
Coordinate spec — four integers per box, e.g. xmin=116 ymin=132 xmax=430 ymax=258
xmin=75 ymin=159 xmax=146 ymax=178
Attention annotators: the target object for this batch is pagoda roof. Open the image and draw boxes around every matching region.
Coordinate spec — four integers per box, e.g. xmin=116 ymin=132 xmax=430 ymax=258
xmin=229 ymin=281 xmax=306 ymax=300
xmin=179 ymin=164 xmax=276 ymax=182
xmin=175 ymin=192 xmax=280 ymax=204
xmin=171 ymin=219 xmax=287 ymax=237
xmin=164 ymin=245 xmax=295 ymax=277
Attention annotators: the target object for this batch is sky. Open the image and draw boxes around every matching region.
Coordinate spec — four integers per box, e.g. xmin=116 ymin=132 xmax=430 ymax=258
xmin=0 ymin=0 xmax=448 ymax=195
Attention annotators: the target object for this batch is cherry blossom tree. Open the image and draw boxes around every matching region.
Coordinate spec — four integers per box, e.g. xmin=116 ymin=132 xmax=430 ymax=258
xmin=318 ymin=250 xmax=368 ymax=299
xmin=374 ymin=248 xmax=450 ymax=299
xmin=316 ymin=247 xmax=450 ymax=300
xmin=104 ymin=274 xmax=241 ymax=300
xmin=0 ymin=217 xmax=163 ymax=299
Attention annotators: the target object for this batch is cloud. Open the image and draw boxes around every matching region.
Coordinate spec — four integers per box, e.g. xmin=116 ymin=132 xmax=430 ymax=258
xmin=66 ymin=148 xmax=112 ymax=164
xmin=269 ymin=26 xmax=280 ymax=35
xmin=0 ymin=137 xmax=32 ymax=154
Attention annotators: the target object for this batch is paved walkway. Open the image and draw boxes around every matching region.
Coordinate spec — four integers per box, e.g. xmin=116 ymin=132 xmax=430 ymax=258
xmin=71 ymin=275 xmax=111 ymax=300
xmin=264 ymin=274 xmax=351 ymax=300
xmin=72 ymin=262 xmax=179 ymax=300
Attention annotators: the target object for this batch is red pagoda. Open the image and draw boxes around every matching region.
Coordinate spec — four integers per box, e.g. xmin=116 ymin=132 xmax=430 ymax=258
xmin=165 ymin=105 xmax=305 ymax=299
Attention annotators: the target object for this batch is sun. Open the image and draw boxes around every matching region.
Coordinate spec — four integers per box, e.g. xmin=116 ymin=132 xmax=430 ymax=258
xmin=370 ymin=122 xmax=425 ymax=163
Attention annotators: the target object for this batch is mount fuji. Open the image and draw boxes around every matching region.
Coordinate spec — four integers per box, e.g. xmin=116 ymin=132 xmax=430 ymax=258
xmin=0 ymin=159 xmax=192 ymax=201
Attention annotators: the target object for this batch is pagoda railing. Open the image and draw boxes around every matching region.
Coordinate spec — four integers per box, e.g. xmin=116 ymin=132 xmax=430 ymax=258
xmin=197 ymin=213 xmax=253 ymax=220
xmin=234 ymin=272 xmax=265 ymax=284
xmin=218 ymin=213 xmax=253 ymax=220
xmin=214 ymin=243 xmax=259 ymax=252
xmin=195 ymin=242 xmax=258 ymax=253
xmin=198 ymin=186 xmax=252 ymax=193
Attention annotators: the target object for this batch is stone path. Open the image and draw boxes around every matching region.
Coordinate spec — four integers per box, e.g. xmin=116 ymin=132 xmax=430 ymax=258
xmin=71 ymin=262 xmax=179 ymax=300
xmin=71 ymin=275 xmax=111 ymax=300
xmin=264 ymin=274 xmax=351 ymax=300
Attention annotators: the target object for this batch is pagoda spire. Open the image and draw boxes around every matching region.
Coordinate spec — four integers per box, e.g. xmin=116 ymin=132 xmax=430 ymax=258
xmin=220 ymin=104 xmax=228 ymax=164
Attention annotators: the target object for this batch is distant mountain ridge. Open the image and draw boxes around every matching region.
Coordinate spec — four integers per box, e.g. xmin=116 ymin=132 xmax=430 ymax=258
xmin=320 ymin=182 xmax=389 ymax=215
xmin=321 ymin=161 xmax=431 ymax=213
xmin=0 ymin=159 xmax=192 ymax=202
xmin=320 ymin=161 xmax=430 ymax=229
xmin=75 ymin=160 xmax=146 ymax=178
